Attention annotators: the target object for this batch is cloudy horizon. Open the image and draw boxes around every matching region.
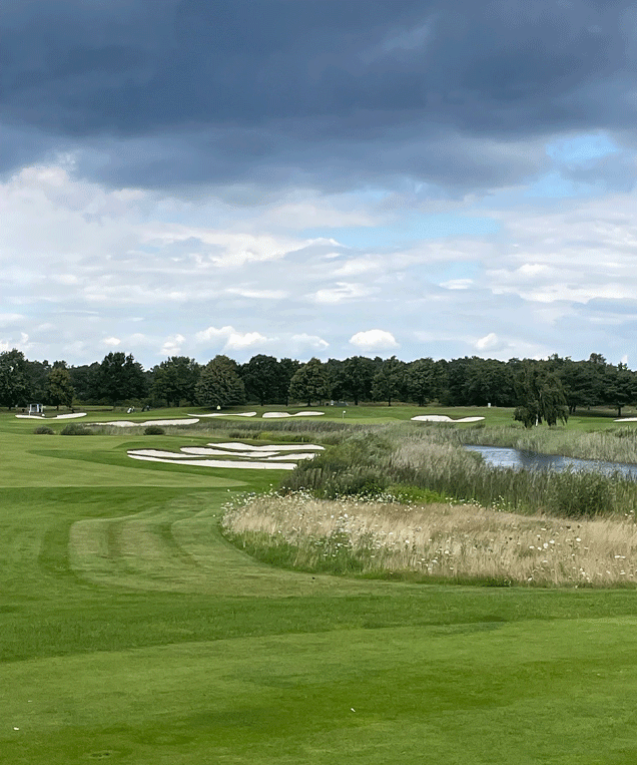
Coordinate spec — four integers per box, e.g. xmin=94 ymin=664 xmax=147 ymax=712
xmin=3 ymin=1 xmax=637 ymax=369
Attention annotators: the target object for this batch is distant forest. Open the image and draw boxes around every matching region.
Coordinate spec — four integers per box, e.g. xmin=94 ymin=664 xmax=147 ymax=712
xmin=0 ymin=349 xmax=634 ymax=419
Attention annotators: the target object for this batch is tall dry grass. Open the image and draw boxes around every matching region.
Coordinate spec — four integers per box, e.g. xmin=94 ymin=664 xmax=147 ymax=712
xmin=222 ymin=491 xmax=637 ymax=587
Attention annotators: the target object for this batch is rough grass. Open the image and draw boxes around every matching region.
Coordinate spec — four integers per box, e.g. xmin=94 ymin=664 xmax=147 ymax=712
xmin=222 ymin=492 xmax=637 ymax=587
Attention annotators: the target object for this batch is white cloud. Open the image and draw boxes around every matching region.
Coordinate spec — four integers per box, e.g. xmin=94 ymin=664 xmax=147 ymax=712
xmin=6 ymin=158 xmax=637 ymax=369
xmin=291 ymin=333 xmax=329 ymax=350
xmin=312 ymin=282 xmax=373 ymax=304
xmin=161 ymin=334 xmax=185 ymax=356
xmin=54 ymin=274 xmax=80 ymax=286
xmin=475 ymin=332 xmax=500 ymax=351
xmin=144 ymin=225 xmax=303 ymax=269
xmin=195 ymin=326 xmax=234 ymax=343
xmin=195 ymin=325 xmax=273 ymax=352
xmin=0 ymin=314 xmax=24 ymax=325
xmin=441 ymin=278 xmax=473 ymax=290
xmin=225 ymin=287 xmax=288 ymax=299
xmin=250 ymin=198 xmax=376 ymax=230
xmin=225 ymin=331 xmax=272 ymax=350
xmin=332 ymin=257 xmax=382 ymax=277
xmin=349 ymin=329 xmax=399 ymax=351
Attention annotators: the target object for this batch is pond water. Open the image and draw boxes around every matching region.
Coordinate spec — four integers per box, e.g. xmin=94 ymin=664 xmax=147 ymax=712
xmin=464 ymin=444 xmax=637 ymax=481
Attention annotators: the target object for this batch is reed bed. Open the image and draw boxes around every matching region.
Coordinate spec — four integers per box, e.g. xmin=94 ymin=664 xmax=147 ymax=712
xmin=222 ymin=491 xmax=637 ymax=587
xmin=430 ymin=422 xmax=637 ymax=465
xmin=283 ymin=427 xmax=637 ymax=518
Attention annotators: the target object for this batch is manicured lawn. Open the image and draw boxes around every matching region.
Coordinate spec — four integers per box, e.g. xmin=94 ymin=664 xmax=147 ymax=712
xmin=3 ymin=406 xmax=637 ymax=763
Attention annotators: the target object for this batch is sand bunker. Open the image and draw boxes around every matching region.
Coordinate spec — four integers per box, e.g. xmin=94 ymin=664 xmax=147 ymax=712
xmin=214 ymin=442 xmax=324 ymax=452
xmin=96 ymin=418 xmax=200 ymax=427
xmin=16 ymin=412 xmax=87 ymax=420
xmin=262 ymin=411 xmax=324 ymax=418
xmin=188 ymin=412 xmax=257 ymax=418
xmin=129 ymin=454 xmax=299 ymax=470
xmin=127 ymin=440 xmax=323 ymax=471
xmin=616 ymin=418 xmax=637 ymax=422
xmin=411 ymin=415 xmax=485 ymax=423
xmin=186 ymin=410 xmax=324 ymax=419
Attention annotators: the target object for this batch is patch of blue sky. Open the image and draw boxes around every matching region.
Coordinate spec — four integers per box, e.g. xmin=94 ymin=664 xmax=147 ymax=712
xmin=348 ymin=186 xmax=392 ymax=203
xmin=303 ymin=212 xmax=499 ymax=249
xmin=545 ymin=132 xmax=618 ymax=166
xmin=433 ymin=261 xmax=481 ymax=285
xmin=525 ymin=171 xmax=608 ymax=199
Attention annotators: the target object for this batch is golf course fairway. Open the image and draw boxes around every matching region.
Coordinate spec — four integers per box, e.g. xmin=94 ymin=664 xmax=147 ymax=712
xmin=3 ymin=409 xmax=637 ymax=764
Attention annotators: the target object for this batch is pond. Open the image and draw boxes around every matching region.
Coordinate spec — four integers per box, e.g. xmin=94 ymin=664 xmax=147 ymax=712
xmin=464 ymin=444 xmax=637 ymax=481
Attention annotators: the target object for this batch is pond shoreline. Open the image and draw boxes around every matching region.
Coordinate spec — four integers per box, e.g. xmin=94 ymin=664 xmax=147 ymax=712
xmin=465 ymin=444 xmax=637 ymax=481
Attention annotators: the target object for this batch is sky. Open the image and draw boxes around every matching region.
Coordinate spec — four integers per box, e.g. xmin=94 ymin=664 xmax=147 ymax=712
xmin=2 ymin=0 xmax=637 ymax=369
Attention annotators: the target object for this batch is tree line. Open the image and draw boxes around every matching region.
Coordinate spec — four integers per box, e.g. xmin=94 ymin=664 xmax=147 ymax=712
xmin=0 ymin=348 xmax=635 ymax=421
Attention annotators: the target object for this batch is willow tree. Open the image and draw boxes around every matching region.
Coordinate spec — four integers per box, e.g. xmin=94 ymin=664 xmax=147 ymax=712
xmin=514 ymin=364 xmax=568 ymax=427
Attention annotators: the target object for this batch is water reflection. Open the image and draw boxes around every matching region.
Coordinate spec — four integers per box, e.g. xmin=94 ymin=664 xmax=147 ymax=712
xmin=464 ymin=444 xmax=637 ymax=481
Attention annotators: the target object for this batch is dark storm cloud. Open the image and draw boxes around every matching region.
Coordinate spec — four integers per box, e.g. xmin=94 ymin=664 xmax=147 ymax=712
xmin=2 ymin=0 xmax=635 ymax=190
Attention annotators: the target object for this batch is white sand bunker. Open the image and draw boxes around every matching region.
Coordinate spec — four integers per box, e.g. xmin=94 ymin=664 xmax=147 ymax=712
xmin=262 ymin=411 xmax=324 ymax=418
xmin=96 ymin=418 xmax=200 ymax=427
xmin=188 ymin=412 xmax=257 ymax=418
xmin=411 ymin=415 xmax=485 ymax=423
xmin=616 ymin=418 xmax=637 ymax=422
xmin=128 ymin=441 xmax=324 ymax=471
xmin=215 ymin=442 xmax=324 ymax=452
xmin=16 ymin=412 xmax=87 ymax=420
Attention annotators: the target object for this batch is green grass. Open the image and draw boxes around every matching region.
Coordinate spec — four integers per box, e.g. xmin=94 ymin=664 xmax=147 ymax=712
xmin=4 ymin=405 xmax=637 ymax=762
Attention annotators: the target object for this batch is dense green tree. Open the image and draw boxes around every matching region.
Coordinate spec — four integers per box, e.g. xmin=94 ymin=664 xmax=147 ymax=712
xmin=604 ymin=363 xmax=637 ymax=418
xmin=513 ymin=364 xmax=568 ymax=427
xmin=324 ymin=358 xmax=345 ymax=400
xmin=558 ymin=359 xmax=603 ymax=414
xmin=69 ymin=363 xmax=101 ymax=402
xmin=288 ymin=358 xmax=330 ymax=406
xmin=46 ymin=366 xmax=74 ymax=409
xmin=406 ymin=357 xmax=444 ymax=406
xmin=196 ymin=355 xmax=245 ymax=408
xmin=240 ymin=355 xmax=283 ymax=405
xmin=372 ymin=356 xmax=406 ymax=406
xmin=340 ymin=356 xmax=376 ymax=405
xmin=589 ymin=352 xmax=607 ymax=366
xmin=96 ymin=352 xmax=147 ymax=405
xmin=464 ymin=358 xmax=516 ymax=407
xmin=26 ymin=359 xmax=51 ymax=402
xmin=276 ymin=358 xmax=302 ymax=405
xmin=0 ymin=349 xmax=31 ymax=408
xmin=152 ymin=356 xmax=200 ymax=407
xmin=439 ymin=357 xmax=472 ymax=406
